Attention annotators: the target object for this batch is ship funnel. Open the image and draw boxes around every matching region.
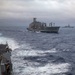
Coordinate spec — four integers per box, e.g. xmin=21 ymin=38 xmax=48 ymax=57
xmin=33 ymin=18 xmax=36 ymax=22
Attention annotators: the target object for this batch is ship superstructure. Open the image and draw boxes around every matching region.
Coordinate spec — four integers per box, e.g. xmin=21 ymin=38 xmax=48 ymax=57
xmin=0 ymin=43 xmax=12 ymax=75
xmin=27 ymin=18 xmax=60 ymax=33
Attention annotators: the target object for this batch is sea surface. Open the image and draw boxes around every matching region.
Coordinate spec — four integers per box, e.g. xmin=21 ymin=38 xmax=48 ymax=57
xmin=0 ymin=26 xmax=75 ymax=75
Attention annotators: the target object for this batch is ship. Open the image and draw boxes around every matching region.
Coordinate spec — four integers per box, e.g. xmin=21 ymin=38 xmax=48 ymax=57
xmin=0 ymin=43 xmax=12 ymax=75
xmin=63 ymin=24 xmax=74 ymax=28
xmin=27 ymin=18 xmax=60 ymax=33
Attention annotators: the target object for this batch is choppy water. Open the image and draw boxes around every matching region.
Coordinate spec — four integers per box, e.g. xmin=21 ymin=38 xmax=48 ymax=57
xmin=0 ymin=26 xmax=75 ymax=75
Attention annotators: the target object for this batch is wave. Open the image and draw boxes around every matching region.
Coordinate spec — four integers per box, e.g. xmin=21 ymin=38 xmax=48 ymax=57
xmin=12 ymin=42 xmax=72 ymax=75
xmin=0 ymin=36 xmax=19 ymax=50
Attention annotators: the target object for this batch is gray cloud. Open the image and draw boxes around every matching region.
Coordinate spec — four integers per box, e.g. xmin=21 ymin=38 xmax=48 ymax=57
xmin=0 ymin=0 xmax=75 ymax=26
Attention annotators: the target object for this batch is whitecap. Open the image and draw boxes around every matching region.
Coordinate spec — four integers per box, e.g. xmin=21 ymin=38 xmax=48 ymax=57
xmin=0 ymin=37 xmax=19 ymax=50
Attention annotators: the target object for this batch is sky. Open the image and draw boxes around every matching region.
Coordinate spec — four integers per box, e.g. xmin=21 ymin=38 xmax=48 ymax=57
xmin=0 ymin=0 xmax=75 ymax=26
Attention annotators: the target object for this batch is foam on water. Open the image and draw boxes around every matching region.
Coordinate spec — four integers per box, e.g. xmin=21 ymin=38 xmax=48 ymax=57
xmin=22 ymin=63 xmax=70 ymax=75
xmin=15 ymin=43 xmax=57 ymax=57
xmin=12 ymin=43 xmax=71 ymax=75
xmin=0 ymin=37 xmax=19 ymax=50
xmin=13 ymin=58 xmax=71 ymax=75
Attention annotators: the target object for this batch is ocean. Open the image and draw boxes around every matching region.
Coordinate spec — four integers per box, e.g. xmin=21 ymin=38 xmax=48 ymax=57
xmin=0 ymin=26 xmax=75 ymax=75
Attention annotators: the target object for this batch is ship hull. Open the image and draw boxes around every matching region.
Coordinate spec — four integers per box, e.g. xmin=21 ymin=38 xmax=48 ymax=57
xmin=27 ymin=27 xmax=60 ymax=33
xmin=40 ymin=27 xmax=59 ymax=33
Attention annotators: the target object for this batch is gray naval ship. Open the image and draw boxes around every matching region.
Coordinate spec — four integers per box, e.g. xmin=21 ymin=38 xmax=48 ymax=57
xmin=27 ymin=18 xmax=60 ymax=33
xmin=63 ymin=24 xmax=74 ymax=28
xmin=0 ymin=43 xmax=12 ymax=75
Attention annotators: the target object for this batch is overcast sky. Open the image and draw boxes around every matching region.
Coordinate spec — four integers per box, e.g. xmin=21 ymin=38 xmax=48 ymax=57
xmin=0 ymin=0 xmax=75 ymax=26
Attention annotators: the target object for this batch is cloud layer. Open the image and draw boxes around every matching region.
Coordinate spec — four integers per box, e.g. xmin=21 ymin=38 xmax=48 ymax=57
xmin=0 ymin=0 xmax=75 ymax=26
